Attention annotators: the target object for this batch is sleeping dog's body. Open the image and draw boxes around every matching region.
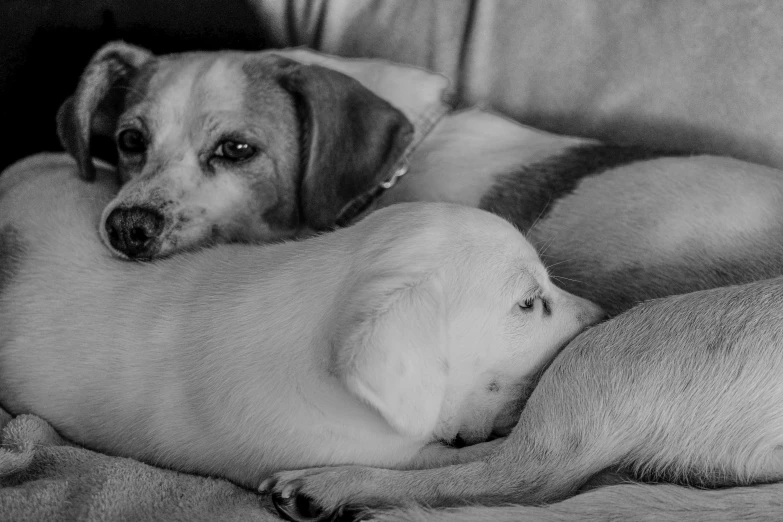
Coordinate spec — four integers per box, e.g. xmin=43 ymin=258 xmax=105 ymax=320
xmin=265 ymin=275 xmax=783 ymax=522
xmin=60 ymin=44 xmax=783 ymax=315
xmin=0 ymin=153 xmax=602 ymax=487
xmin=385 ymin=109 xmax=783 ymax=315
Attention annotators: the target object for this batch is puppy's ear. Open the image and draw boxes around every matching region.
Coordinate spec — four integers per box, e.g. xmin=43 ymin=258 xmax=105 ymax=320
xmin=57 ymin=41 xmax=153 ymax=181
xmin=334 ymin=274 xmax=448 ymax=438
xmin=276 ymin=60 xmax=414 ymax=231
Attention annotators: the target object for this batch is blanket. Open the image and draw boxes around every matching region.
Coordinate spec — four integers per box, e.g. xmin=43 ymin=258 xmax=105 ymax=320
xmin=0 ymin=406 xmax=280 ymax=521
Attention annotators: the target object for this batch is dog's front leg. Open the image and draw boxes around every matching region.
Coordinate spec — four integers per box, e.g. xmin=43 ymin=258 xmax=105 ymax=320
xmin=258 ymin=438 xmax=504 ymax=520
xmin=261 ymin=424 xmax=601 ymax=522
xmin=262 ymin=460 xmax=497 ymax=522
xmin=403 ymin=437 xmax=504 ymax=469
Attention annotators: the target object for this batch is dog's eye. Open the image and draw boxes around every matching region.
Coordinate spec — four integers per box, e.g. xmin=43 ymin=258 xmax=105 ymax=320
xmin=117 ymin=129 xmax=147 ymax=155
xmin=215 ymin=140 xmax=256 ymax=162
xmin=519 ymin=296 xmax=538 ymax=311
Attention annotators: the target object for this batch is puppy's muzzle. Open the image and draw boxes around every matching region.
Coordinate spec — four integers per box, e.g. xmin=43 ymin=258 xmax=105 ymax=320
xmin=105 ymin=207 xmax=165 ymax=259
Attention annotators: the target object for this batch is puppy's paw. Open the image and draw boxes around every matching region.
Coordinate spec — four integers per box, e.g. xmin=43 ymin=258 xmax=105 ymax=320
xmin=260 ymin=466 xmax=383 ymax=522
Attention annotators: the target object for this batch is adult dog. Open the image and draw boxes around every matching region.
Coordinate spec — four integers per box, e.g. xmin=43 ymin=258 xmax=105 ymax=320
xmin=58 ymin=43 xmax=783 ymax=315
xmin=0 ymin=153 xmax=602 ymax=488
xmin=263 ymin=275 xmax=783 ymax=522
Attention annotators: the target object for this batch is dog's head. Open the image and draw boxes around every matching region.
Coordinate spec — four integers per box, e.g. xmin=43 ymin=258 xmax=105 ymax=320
xmin=332 ymin=204 xmax=605 ymax=444
xmin=57 ymin=41 xmax=413 ymax=259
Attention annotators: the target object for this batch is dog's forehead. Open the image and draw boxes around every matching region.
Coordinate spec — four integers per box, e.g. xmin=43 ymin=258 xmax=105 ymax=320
xmin=168 ymin=57 xmax=246 ymax=116
xmin=466 ymin=215 xmax=547 ymax=294
xmin=195 ymin=57 xmax=251 ymax=109
xmin=125 ymin=55 xmax=246 ymax=132
xmin=416 ymin=208 xmax=545 ymax=298
xmin=461 ymin=209 xmax=539 ymax=259
xmin=135 ymin=54 xmax=293 ymax=142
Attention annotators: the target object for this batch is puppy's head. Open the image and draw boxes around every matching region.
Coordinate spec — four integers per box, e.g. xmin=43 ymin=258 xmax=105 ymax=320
xmin=58 ymin=41 xmax=413 ymax=259
xmin=332 ymin=204 xmax=605 ymax=443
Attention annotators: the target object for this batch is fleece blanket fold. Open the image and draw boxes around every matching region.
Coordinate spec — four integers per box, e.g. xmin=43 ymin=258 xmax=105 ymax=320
xmin=0 ymin=407 xmax=279 ymax=521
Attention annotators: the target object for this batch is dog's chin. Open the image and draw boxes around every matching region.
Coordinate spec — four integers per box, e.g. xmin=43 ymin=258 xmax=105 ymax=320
xmin=101 ymin=241 xmax=159 ymax=262
xmin=155 ymin=228 xmax=230 ymax=258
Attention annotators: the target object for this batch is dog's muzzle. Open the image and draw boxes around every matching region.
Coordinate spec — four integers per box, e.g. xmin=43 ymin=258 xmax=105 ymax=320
xmin=105 ymin=206 xmax=165 ymax=259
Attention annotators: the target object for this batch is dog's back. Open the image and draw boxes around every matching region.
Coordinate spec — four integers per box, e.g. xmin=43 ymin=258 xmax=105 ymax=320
xmin=0 ymin=153 xmax=603 ymax=490
xmin=527 ymin=154 xmax=783 ymax=314
xmin=0 ymin=155 xmax=400 ymax=484
xmin=394 ymin=109 xmax=783 ymax=315
xmin=0 ymin=157 xmax=419 ymax=485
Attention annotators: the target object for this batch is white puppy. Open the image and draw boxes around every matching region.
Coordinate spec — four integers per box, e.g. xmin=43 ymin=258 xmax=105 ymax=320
xmin=0 ymin=153 xmax=603 ymax=488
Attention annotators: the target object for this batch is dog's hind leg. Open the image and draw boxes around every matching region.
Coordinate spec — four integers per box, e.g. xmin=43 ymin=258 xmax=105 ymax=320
xmin=264 ymin=279 xmax=783 ymax=521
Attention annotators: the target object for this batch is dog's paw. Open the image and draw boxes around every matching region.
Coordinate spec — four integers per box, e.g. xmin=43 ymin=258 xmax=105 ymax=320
xmin=260 ymin=466 xmax=381 ymax=522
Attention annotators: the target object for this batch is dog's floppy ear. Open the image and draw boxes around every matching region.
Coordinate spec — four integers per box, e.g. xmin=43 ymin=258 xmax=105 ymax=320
xmin=275 ymin=59 xmax=415 ymax=231
xmin=333 ymin=273 xmax=448 ymax=438
xmin=57 ymin=40 xmax=153 ymax=181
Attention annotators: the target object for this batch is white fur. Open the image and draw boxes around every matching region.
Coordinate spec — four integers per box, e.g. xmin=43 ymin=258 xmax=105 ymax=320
xmin=0 ymin=153 xmax=603 ymax=488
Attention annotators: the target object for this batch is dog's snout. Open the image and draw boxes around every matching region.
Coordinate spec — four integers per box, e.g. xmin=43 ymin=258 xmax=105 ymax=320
xmin=578 ymin=298 xmax=607 ymax=327
xmin=105 ymin=207 xmax=164 ymax=258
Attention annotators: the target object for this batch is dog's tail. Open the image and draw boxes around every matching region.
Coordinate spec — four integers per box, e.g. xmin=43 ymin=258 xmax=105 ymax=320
xmin=368 ymin=482 xmax=783 ymax=522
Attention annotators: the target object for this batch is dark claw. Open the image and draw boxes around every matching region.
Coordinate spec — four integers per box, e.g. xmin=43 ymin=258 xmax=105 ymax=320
xmin=272 ymin=490 xmax=328 ymax=522
xmin=271 ymin=491 xmax=366 ymax=522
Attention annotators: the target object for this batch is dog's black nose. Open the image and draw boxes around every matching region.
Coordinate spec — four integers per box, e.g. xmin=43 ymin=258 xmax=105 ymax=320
xmin=452 ymin=434 xmax=467 ymax=448
xmin=105 ymin=207 xmax=164 ymax=258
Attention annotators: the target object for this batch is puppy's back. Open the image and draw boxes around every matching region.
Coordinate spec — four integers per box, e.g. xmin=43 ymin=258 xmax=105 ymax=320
xmin=0 ymin=153 xmax=118 ymax=253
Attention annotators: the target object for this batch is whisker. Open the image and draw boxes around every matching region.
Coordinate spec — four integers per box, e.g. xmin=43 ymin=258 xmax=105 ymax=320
xmin=543 ymin=259 xmax=571 ymax=270
xmin=550 ymin=274 xmax=587 ymax=285
xmin=535 ymin=235 xmax=556 ymax=257
xmin=525 ymin=196 xmax=554 ymax=237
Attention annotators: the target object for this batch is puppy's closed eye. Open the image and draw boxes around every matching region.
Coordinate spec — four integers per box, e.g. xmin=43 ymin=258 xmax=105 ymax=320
xmin=518 ymin=295 xmax=551 ymax=316
xmin=518 ymin=295 xmax=538 ymax=310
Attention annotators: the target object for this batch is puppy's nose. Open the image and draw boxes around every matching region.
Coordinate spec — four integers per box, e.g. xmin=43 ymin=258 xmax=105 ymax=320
xmin=105 ymin=207 xmax=164 ymax=258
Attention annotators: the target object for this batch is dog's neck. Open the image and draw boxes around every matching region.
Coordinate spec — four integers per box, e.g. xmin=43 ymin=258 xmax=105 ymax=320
xmin=333 ymin=102 xmax=450 ymax=228
xmin=280 ymin=48 xmax=455 ymax=229
xmin=333 ymin=160 xmax=411 ymax=228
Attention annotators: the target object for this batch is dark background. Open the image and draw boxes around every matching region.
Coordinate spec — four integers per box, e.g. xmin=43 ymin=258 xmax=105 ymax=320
xmin=0 ymin=0 xmax=286 ymax=171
